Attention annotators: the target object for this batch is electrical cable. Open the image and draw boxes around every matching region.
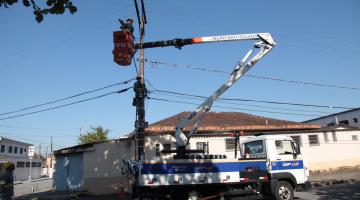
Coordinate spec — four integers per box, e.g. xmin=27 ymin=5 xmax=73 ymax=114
xmin=142 ymin=58 xmax=360 ymax=91
xmin=0 ymin=78 xmax=135 ymax=117
xmin=0 ymin=87 xmax=132 ymax=121
xmin=150 ymin=91 xmax=332 ymax=114
xmin=148 ymin=97 xmax=321 ymax=117
xmin=151 ymin=89 xmax=353 ymax=110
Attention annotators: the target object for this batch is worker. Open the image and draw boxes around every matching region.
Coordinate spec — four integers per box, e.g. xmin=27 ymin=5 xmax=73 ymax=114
xmin=118 ymin=18 xmax=134 ymax=37
xmin=0 ymin=162 xmax=15 ymax=200
xmin=244 ymin=147 xmax=250 ymax=158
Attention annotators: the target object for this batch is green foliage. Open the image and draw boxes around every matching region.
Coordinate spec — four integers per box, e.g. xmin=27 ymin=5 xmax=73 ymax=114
xmin=0 ymin=0 xmax=77 ymax=23
xmin=78 ymin=125 xmax=110 ymax=145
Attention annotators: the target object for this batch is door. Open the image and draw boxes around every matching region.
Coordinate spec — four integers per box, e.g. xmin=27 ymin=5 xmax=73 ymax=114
xmin=271 ymin=139 xmax=306 ymax=184
xmin=53 ymin=153 xmax=84 ymax=191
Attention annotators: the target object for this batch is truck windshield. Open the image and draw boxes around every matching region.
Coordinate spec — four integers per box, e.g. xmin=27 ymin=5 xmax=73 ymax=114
xmin=244 ymin=140 xmax=266 ymax=158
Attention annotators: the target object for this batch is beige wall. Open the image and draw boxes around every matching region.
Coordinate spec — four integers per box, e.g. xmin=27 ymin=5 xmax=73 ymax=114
xmin=144 ymin=129 xmax=360 ymax=171
xmin=288 ymin=130 xmax=360 ymax=170
xmin=83 ymin=139 xmax=135 ymax=195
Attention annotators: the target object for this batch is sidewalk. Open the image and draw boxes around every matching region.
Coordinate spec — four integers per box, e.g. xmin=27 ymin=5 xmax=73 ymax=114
xmin=14 ymin=177 xmax=52 ymax=185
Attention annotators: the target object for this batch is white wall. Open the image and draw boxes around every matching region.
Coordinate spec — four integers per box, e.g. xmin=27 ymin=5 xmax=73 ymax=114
xmin=5 ymin=157 xmax=42 ymax=181
xmin=14 ymin=167 xmax=42 ymax=181
xmin=82 ymin=139 xmax=135 ymax=195
xmin=286 ymin=130 xmax=360 ymax=170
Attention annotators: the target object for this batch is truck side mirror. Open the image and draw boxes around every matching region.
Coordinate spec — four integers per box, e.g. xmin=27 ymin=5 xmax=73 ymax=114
xmin=292 ymin=142 xmax=300 ymax=158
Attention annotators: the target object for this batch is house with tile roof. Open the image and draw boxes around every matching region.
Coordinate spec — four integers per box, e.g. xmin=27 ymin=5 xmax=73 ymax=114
xmin=142 ymin=112 xmax=360 ymax=171
xmin=52 ymin=111 xmax=360 ymax=195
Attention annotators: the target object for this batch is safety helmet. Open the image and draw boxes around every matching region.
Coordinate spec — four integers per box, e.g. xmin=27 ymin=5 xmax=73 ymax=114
xmin=3 ymin=161 xmax=15 ymax=171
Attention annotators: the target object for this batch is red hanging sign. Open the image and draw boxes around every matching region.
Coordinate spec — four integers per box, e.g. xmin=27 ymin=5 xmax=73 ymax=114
xmin=112 ymin=31 xmax=136 ymax=66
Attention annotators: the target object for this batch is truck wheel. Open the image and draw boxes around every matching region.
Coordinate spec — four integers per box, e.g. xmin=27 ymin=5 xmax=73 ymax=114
xmin=274 ymin=181 xmax=294 ymax=200
xmin=187 ymin=190 xmax=200 ymax=200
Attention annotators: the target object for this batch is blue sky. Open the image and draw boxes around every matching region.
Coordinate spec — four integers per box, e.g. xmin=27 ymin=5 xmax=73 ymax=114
xmin=0 ymin=0 xmax=359 ymax=153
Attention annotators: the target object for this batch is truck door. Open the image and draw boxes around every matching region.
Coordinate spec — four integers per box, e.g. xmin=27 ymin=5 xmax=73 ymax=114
xmin=271 ymin=139 xmax=306 ymax=184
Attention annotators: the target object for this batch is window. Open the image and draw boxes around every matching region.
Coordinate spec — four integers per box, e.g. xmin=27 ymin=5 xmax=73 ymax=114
xmin=16 ymin=162 xmax=25 ymax=168
xmin=327 ymin=122 xmax=335 ymax=126
xmin=25 ymin=162 xmax=30 ymax=167
xmin=290 ymin=136 xmax=302 ymax=147
xmin=332 ymin=131 xmax=337 ymax=142
xmin=352 ymin=135 xmax=358 ymax=141
xmin=244 ymin=140 xmax=266 ymax=158
xmin=0 ymin=145 xmax=5 ymax=153
xmin=163 ymin=143 xmax=171 ymax=151
xmin=308 ymin=135 xmax=320 ymax=146
xmin=323 ymin=132 xmax=329 ymax=143
xmin=354 ymin=118 xmax=358 ymax=123
xmin=8 ymin=146 xmax=13 ymax=153
xmin=31 ymin=162 xmax=42 ymax=167
xmin=20 ymin=148 xmax=23 ymax=154
xmin=155 ymin=144 xmax=160 ymax=157
xmin=24 ymin=148 xmax=27 ymax=152
xmin=14 ymin=147 xmax=18 ymax=154
xmin=196 ymin=142 xmax=209 ymax=154
xmin=339 ymin=120 xmax=349 ymax=125
xmin=275 ymin=140 xmax=293 ymax=155
xmin=225 ymin=138 xmax=237 ymax=151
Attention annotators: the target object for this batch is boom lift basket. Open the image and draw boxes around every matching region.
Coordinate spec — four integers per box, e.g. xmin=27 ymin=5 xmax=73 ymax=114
xmin=113 ymin=31 xmax=136 ymax=66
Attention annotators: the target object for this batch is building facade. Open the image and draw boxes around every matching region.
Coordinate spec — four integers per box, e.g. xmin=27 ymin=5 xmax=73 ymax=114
xmin=53 ymin=112 xmax=360 ymax=195
xmin=0 ymin=136 xmax=42 ymax=181
xmin=53 ymin=138 xmax=135 ymax=195
xmin=304 ymin=107 xmax=360 ymax=128
xmin=144 ymin=125 xmax=360 ymax=171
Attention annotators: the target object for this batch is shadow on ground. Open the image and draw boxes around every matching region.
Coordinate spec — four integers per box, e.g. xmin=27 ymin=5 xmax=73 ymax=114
xmin=313 ymin=181 xmax=360 ymax=200
xmin=14 ymin=191 xmax=129 ymax=200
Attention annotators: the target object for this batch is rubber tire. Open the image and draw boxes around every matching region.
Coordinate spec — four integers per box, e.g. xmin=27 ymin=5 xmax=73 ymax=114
xmin=273 ymin=181 xmax=294 ymax=200
xmin=187 ymin=190 xmax=200 ymax=200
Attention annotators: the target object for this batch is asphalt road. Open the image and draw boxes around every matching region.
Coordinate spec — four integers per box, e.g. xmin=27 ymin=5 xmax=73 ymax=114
xmin=13 ymin=179 xmax=360 ymax=200
xmin=295 ymin=181 xmax=360 ymax=200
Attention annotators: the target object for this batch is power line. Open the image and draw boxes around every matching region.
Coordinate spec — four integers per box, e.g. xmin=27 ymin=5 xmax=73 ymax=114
xmin=142 ymin=58 xmax=360 ymax=91
xmin=0 ymin=78 xmax=135 ymax=117
xmin=150 ymin=91 xmax=332 ymax=114
xmin=0 ymin=87 xmax=132 ymax=121
xmin=148 ymin=97 xmax=321 ymax=117
xmin=0 ymin=124 xmax=78 ymax=132
xmin=150 ymin=88 xmax=353 ymax=110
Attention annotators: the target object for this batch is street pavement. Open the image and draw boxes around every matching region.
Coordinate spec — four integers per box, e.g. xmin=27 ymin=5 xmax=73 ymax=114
xmin=13 ymin=179 xmax=360 ymax=200
xmin=14 ymin=178 xmax=52 ymax=198
xmin=295 ymin=180 xmax=360 ymax=200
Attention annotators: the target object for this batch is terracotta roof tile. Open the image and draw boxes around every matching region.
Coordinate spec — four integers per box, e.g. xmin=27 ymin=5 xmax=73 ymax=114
xmin=146 ymin=111 xmax=320 ymax=134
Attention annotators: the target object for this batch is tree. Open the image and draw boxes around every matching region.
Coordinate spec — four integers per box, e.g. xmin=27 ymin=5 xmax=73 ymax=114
xmin=78 ymin=125 xmax=110 ymax=145
xmin=0 ymin=0 xmax=77 ymax=23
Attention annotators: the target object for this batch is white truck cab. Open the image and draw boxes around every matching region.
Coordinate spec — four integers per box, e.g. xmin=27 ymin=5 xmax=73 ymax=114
xmin=241 ymin=135 xmax=310 ymax=200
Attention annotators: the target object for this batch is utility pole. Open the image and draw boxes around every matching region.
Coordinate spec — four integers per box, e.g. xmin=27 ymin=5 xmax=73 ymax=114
xmin=39 ymin=144 xmax=42 ymax=156
xmin=133 ymin=0 xmax=147 ymax=161
xmin=50 ymin=136 xmax=53 ymax=167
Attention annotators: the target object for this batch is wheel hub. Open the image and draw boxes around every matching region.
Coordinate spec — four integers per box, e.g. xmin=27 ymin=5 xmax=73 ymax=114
xmin=279 ymin=186 xmax=291 ymax=200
